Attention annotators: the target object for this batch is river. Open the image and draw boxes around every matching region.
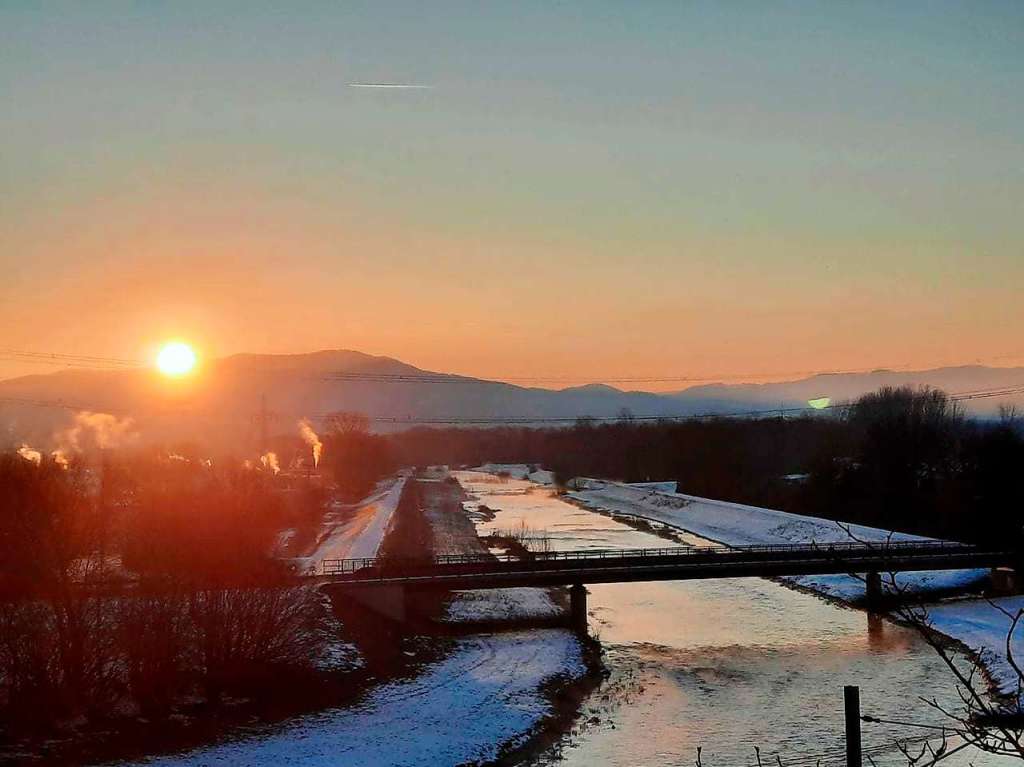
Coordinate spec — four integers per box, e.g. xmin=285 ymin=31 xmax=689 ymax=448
xmin=456 ymin=470 xmax=1017 ymax=767
xmin=120 ymin=472 xmax=1018 ymax=767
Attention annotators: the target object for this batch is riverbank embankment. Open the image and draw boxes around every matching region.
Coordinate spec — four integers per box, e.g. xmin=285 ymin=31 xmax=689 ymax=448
xmin=567 ymin=478 xmax=1024 ymax=692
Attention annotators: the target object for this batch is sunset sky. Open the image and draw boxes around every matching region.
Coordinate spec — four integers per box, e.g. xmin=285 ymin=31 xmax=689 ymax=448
xmin=2 ymin=2 xmax=1023 ymax=388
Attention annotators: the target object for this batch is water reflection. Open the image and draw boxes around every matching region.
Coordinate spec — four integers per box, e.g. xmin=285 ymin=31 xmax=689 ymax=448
xmin=455 ymin=471 xmax=1015 ymax=767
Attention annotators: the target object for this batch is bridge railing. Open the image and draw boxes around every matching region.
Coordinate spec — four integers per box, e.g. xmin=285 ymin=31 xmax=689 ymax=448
xmin=319 ymin=539 xmax=981 ymax=576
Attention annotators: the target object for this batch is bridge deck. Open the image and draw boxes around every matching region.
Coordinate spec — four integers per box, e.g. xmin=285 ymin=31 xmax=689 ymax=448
xmin=319 ymin=541 xmax=1017 ymax=591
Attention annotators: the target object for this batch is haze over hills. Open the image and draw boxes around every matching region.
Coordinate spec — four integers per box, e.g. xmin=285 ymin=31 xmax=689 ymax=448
xmin=0 ymin=349 xmax=1021 ymax=453
xmin=672 ymin=365 xmax=1024 ymax=410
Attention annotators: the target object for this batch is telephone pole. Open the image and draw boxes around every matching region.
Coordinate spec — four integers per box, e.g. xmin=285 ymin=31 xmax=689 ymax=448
xmin=251 ymin=394 xmax=277 ymax=452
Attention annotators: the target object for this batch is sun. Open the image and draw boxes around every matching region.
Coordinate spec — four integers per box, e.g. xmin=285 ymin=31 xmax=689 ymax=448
xmin=156 ymin=342 xmax=197 ymax=377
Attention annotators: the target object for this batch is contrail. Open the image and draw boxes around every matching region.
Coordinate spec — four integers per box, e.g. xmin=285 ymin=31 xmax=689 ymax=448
xmin=347 ymin=82 xmax=433 ymax=89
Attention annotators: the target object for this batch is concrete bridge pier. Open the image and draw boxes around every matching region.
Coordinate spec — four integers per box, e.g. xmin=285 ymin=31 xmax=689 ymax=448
xmin=570 ymin=583 xmax=588 ymax=634
xmin=991 ymin=567 xmax=1022 ymax=596
xmin=865 ymin=570 xmax=883 ymax=608
xmin=343 ymin=583 xmax=407 ymax=622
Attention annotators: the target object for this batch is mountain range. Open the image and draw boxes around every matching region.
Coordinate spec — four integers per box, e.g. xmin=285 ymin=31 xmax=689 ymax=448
xmin=1 ymin=350 xmax=1021 ymax=453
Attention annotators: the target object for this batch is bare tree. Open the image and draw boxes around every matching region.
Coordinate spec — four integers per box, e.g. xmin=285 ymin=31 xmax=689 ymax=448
xmin=117 ymin=582 xmax=192 ymax=717
xmin=0 ymin=456 xmax=120 ymax=718
xmin=834 ymin=522 xmax=1024 ymax=766
xmin=880 ymin=598 xmax=1024 ymax=766
xmin=324 ymin=410 xmax=371 ymax=436
xmin=188 ymin=582 xmax=327 ymax=703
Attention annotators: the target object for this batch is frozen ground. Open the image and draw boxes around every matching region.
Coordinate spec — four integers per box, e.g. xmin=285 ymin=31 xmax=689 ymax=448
xmin=446 ymin=587 xmax=563 ymax=623
xmin=421 ymin=471 xmax=490 ymax=557
xmin=127 ymin=630 xmax=584 ymax=767
xmin=293 ymin=475 xmax=408 ymax=572
xmin=473 ymin=463 xmax=555 ymax=486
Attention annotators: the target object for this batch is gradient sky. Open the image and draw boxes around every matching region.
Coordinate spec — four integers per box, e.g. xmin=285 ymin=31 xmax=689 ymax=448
xmin=2 ymin=1 xmax=1022 ymax=388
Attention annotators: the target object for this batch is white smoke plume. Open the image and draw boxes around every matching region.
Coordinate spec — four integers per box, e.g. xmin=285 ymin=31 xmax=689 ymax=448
xmin=51 ymin=449 xmax=70 ymax=469
xmin=298 ymin=419 xmax=322 ymax=468
xmin=260 ymin=451 xmax=280 ymax=474
xmin=56 ymin=411 xmax=138 ymax=453
xmin=17 ymin=444 xmax=42 ymax=465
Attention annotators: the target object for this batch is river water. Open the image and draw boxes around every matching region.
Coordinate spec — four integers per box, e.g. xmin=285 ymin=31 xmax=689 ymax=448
xmin=456 ymin=471 xmax=1016 ymax=767
xmin=122 ymin=473 xmax=1017 ymax=767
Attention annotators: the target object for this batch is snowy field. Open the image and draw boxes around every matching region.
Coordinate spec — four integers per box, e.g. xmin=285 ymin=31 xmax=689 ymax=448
xmin=569 ymin=478 xmax=1024 ymax=692
xmin=125 ymin=630 xmax=584 ymax=767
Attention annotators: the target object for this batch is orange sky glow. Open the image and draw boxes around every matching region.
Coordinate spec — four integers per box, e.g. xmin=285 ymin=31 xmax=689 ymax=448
xmin=2 ymin=3 xmax=1022 ymax=390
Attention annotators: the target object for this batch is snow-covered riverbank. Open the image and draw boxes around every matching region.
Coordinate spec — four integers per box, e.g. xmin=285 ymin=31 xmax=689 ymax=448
xmin=570 ymin=478 xmax=989 ymax=599
xmin=116 ymin=475 xmax=593 ymax=767
xmin=568 ymin=478 xmax=1024 ymax=692
xmin=293 ymin=474 xmax=408 ymax=572
xmin=127 ymin=630 xmax=584 ymax=767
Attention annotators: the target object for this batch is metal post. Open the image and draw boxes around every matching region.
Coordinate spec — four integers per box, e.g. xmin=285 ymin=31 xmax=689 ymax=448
xmin=844 ymin=685 xmax=862 ymax=767
xmin=259 ymin=394 xmax=267 ymax=452
xmin=569 ymin=583 xmax=588 ymax=634
xmin=864 ymin=570 xmax=883 ymax=608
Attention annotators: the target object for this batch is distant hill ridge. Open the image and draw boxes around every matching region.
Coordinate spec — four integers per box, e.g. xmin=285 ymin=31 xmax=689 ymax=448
xmin=674 ymin=364 xmax=1024 ymax=404
xmin=0 ymin=350 xmax=1020 ymax=450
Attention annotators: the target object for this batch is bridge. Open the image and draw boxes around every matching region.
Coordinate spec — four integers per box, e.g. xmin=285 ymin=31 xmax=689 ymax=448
xmin=319 ymin=541 xmax=1019 ymax=630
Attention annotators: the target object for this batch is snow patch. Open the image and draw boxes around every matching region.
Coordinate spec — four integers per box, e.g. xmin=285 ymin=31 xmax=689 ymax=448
xmin=472 ymin=463 xmax=555 ymax=486
xmin=446 ymin=588 xmax=562 ymax=623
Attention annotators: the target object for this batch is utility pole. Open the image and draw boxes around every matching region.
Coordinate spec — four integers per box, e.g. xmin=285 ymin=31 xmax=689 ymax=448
xmin=251 ymin=394 xmax=276 ymax=452
xmin=845 ymin=685 xmax=862 ymax=767
xmin=260 ymin=394 xmax=267 ymax=450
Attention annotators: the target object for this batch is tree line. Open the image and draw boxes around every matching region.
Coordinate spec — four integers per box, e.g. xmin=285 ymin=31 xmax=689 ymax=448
xmin=0 ymin=453 xmax=329 ymax=735
xmin=0 ymin=412 xmax=404 ymax=740
xmin=388 ymin=387 xmax=1024 ymax=543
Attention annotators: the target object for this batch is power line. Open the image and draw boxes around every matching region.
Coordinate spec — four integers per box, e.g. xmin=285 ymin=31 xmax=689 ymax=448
xmin=861 ymin=714 xmax=950 ymax=732
xmin=954 ymin=387 xmax=1024 ymax=402
xmin=320 ymin=373 xmax=495 ymax=384
xmin=0 ymin=342 xmax=1022 ymax=428
xmin=309 ymin=384 xmax=1024 ymax=424
xmin=318 ymin=353 xmax=1024 ymax=386
xmin=353 ymin=405 xmax=819 ymax=425
xmin=2 ymin=347 xmax=1023 ymax=387
xmin=320 ymin=363 xmax=1024 ymax=386
xmin=0 ymin=395 xmax=133 ymax=416
xmin=0 ymin=349 xmax=144 ymax=368
xmin=0 ymin=357 xmax=138 ymax=371
xmin=0 ymin=384 xmax=1022 ymax=426
xmin=297 ymin=384 xmax=1024 ymax=426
